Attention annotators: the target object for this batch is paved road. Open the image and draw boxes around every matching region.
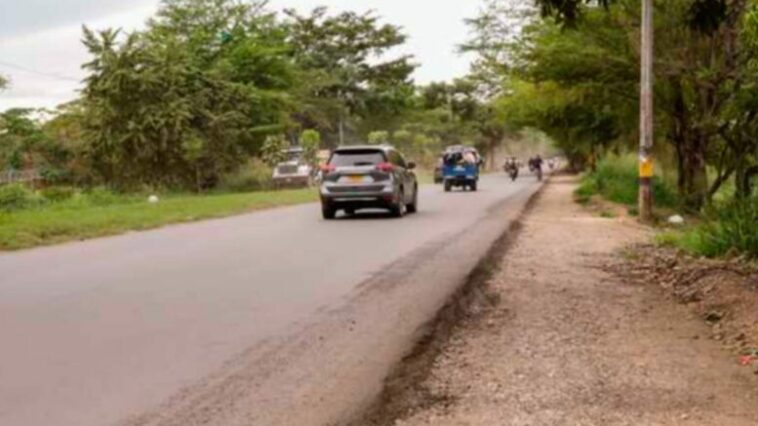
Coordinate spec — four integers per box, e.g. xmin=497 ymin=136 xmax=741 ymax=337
xmin=0 ymin=173 xmax=541 ymax=426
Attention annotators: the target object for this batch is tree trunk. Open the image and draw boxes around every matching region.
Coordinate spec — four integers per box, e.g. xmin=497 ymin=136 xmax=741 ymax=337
xmin=736 ymin=164 xmax=758 ymax=198
xmin=680 ymin=132 xmax=709 ymax=211
xmin=670 ymin=78 xmax=687 ymax=196
xmin=669 ymin=78 xmax=708 ymax=211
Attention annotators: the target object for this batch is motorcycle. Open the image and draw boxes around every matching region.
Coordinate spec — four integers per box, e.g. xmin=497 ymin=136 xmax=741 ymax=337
xmin=505 ymin=163 xmax=519 ymax=181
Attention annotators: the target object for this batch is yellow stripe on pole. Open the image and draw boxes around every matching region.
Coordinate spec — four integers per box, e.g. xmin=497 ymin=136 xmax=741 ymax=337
xmin=639 ymin=155 xmax=654 ymax=179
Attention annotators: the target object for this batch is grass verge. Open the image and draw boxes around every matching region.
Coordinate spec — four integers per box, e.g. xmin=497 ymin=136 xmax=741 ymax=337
xmin=573 ymin=153 xmax=678 ymax=209
xmin=657 ymin=197 xmax=758 ymax=260
xmin=0 ymin=188 xmax=317 ymax=251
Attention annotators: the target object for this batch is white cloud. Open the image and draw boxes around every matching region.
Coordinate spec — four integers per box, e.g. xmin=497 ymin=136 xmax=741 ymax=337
xmin=0 ymin=0 xmax=155 ymax=39
xmin=0 ymin=3 xmax=157 ymax=110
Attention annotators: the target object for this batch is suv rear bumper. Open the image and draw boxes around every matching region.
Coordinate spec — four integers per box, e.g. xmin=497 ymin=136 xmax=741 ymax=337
xmin=444 ymin=175 xmax=478 ymax=184
xmin=320 ymin=185 xmax=399 ymax=210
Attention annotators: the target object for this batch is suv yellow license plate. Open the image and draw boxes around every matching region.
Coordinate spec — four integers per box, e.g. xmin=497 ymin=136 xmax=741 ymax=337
xmin=348 ymin=175 xmax=368 ymax=183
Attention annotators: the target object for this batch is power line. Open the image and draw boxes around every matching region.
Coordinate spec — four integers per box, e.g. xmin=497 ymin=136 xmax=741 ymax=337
xmin=0 ymin=60 xmax=81 ymax=83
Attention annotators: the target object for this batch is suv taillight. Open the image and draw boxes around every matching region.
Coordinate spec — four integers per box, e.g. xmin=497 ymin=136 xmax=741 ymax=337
xmin=376 ymin=162 xmax=395 ymax=172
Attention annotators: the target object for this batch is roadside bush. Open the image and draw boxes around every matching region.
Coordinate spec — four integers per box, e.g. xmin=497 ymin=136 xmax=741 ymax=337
xmin=0 ymin=184 xmax=42 ymax=212
xmin=81 ymin=187 xmax=130 ymax=206
xmin=41 ymin=186 xmax=77 ymax=202
xmin=573 ymin=176 xmax=598 ymax=204
xmin=576 ymin=154 xmax=678 ymax=208
xmin=687 ymin=197 xmax=758 ymax=259
xmin=658 ymin=197 xmax=758 ymax=259
xmin=217 ymin=159 xmax=274 ymax=192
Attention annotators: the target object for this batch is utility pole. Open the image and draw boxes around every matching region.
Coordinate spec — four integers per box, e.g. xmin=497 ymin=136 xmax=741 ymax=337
xmin=638 ymin=0 xmax=654 ymax=221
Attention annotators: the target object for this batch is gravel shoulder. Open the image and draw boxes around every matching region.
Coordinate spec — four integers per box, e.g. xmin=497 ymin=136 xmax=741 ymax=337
xmin=379 ymin=175 xmax=758 ymax=425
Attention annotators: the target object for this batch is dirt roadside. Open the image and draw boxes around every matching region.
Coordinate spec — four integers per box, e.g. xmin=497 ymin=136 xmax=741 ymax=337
xmin=364 ymin=175 xmax=758 ymax=425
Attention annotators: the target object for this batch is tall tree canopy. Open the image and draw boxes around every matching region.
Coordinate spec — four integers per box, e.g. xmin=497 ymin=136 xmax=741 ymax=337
xmin=472 ymin=0 xmax=758 ymax=208
xmin=3 ymin=0 xmax=517 ymax=190
xmin=535 ymin=0 xmax=728 ymax=33
xmin=283 ymin=7 xmax=416 ymax=141
xmin=80 ymin=0 xmax=295 ymax=189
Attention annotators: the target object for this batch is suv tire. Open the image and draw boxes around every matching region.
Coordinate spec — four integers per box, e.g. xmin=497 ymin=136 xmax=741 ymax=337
xmin=390 ymin=199 xmax=406 ymax=218
xmin=322 ymin=204 xmax=337 ymax=220
xmin=406 ymin=187 xmax=418 ymax=214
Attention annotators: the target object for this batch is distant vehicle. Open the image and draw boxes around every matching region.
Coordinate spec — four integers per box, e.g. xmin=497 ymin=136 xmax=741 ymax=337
xmin=319 ymin=145 xmax=418 ymax=219
xmin=272 ymin=148 xmax=313 ymax=188
xmin=442 ymin=145 xmax=482 ymax=192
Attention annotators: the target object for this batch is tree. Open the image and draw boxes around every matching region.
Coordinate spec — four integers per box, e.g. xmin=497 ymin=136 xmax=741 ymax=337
xmin=650 ymin=0 xmax=752 ymax=209
xmin=461 ymin=0 xmax=537 ymax=97
xmin=0 ymin=75 xmax=7 ymax=91
xmin=42 ymin=101 xmax=89 ymax=183
xmin=0 ymin=108 xmax=73 ymax=180
xmin=534 ymin=0 xmax=726 ymax=33
xmin=471 ymin=0 xmax=756 ymax=209
xmin=300 ymin=129 xmax=321 ymax=167
xmin=79 ymin=0 xmax=296 ymax=190
xmin=368 ymin=131 xmax=390 ymax=145
xmin=261 ymin=134 xmax=287 ymax=167
xmin=716 ymin=3 xmax=758 ymax=198
xmin=284 ymin=7 xmax=416 ymax=143
xmin=392 ymin=129 xmax=413 ymax=151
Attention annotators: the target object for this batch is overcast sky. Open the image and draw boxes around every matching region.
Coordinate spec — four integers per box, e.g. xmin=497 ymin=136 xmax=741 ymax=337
xmin=0 ymin=0 xmax=482 ymax=111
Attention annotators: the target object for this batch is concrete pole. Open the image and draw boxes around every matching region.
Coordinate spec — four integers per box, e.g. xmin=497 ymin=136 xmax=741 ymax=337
xmin=639 ymin=0 xmax=654 ymax=221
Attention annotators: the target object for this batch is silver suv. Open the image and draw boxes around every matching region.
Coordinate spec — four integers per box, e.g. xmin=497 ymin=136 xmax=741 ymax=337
xmin=319 ymin=146 xmax=418 ymax=219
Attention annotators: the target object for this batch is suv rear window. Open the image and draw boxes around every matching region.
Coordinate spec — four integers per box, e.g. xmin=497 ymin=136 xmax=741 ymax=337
xmin=329 ymin=150 xmax=386 ymax=167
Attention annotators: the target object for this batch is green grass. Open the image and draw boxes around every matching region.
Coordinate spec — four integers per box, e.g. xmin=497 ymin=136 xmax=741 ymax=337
xmin=0 ymin=188 xmax=317 ymax=251
xmin=656 ymin=197 xmax=758 ymax=260
xmin=574 ymin=153 xmax=678 ymax=208
xmin=574 ymin=177 xmax=598 ymax=205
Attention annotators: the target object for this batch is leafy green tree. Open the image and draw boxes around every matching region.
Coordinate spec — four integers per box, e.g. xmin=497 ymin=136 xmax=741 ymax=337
xmin=300 ymin=129 xmax=321 ymax=167
xmin=534 ymin=0 xmax=726 ymax=33
xmin=42 ymin=101 xmax=91 ymax=184
xmin=368 ymin=131 xmax=390 ymax=145
xmin=650 ymin=0 xmax=753 ymax=208
xmin=715 ymin=3 xmax=758 ymax=198
xmin=0 ymin=109 xmax=39 ymax=170
xmin=261 ymin=134 xmax=287 ymax=167
xmin=79 ymin=0 xmax=296 ymax=190
xmin=392 ymin=130 xmax=413 ymax=151
xmin=489 ymin=8 xmax=636 ymax=170
xmin=0 ymin=108 xmax=72 ymax=179
xmin=284 ymin=7 xmax=416 ymax=143
xmin=469 ymin=0 xmax=757 ymax=208
xmin=461 ymin=0 xmax=537 ymax=97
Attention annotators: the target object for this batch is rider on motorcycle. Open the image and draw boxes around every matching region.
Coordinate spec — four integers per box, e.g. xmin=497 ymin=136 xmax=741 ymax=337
xmin=531 ymin=155 xmax=544 ymax=181
xmin=504 ymin=157 xmax=519 ymax=181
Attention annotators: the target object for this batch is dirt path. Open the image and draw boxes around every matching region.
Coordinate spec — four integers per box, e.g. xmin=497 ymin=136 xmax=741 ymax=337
xmin=388 ymin=176 xmax=758 ymax=425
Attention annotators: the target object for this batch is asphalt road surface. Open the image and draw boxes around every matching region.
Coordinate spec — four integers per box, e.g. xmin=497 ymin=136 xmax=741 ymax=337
xmin=0 ymin=173 xmax=541 ymax=426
